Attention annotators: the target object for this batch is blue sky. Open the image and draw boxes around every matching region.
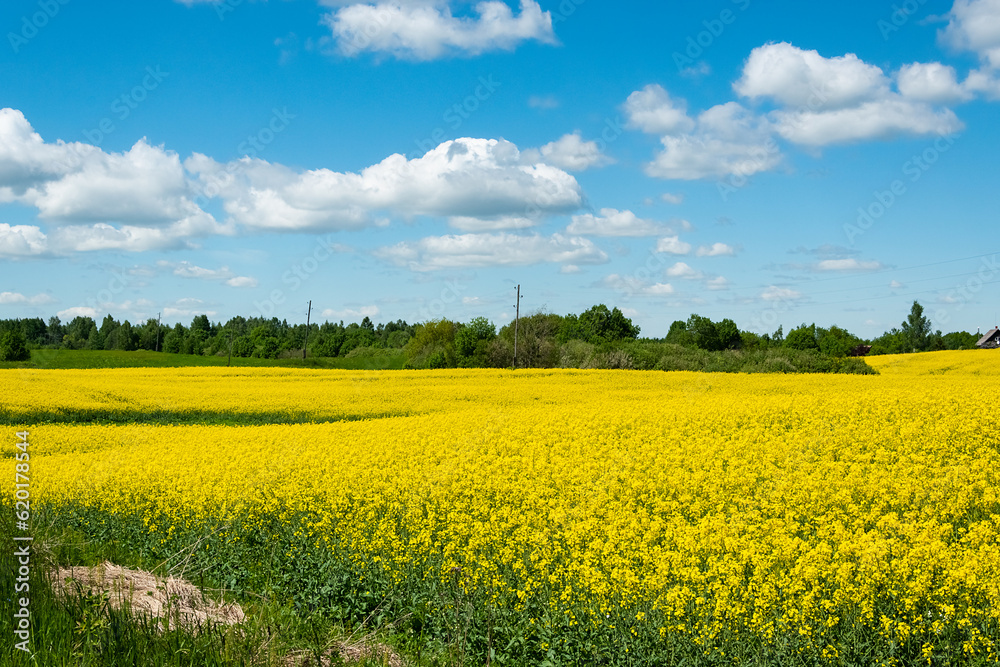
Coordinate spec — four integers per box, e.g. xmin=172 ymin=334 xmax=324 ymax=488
xmin=2 ymin=0 xmax=1000 ymax=338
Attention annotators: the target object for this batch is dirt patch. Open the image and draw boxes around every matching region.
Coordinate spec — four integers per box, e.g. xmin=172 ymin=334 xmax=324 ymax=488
xmin=52 ymin=561 xmax=245 ymax=630
xmin=281 ymin=639 xmax=404 ymax=667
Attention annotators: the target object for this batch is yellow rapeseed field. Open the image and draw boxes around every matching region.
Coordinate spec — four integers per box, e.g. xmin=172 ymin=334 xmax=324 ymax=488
xmin=3 ymin=350 xmax=1000 ymax=663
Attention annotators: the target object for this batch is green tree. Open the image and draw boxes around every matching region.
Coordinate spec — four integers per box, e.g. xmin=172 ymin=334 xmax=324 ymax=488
xmin=115 ymin=320 xmax=139 ymax=351
xmin=455 ymin=317 xmax=496 ymax=367
xmin=497 ymin=312 xmax=561 ymax=368
xmin=0 ymin=329 xmax=31 ymax=362
xmin=784 ymin=324 xmax=819 ymax=351
xmin=900 ymin=300 xmax=931 ymax=352
xmin=579 ymin=305 xmax=640 ymax=343
xmin=665 ymin=320 xmax=694 ymax=346
xmin=46 ymin=316 xmax=64 ymax=346
xmin=405 ymin=320 xmax=458 ymax=368
xmin=817 ymin=325 xmax=860 ymax=357
xmin=20 ymin=318 xmax=47 ymax=346
xmin=716 ymin=318 xmax=742 ymax=351
xmin=686 ymin=314 xmax=721 ymax=351
xmin=163 ymin=323 xmax=185 ymax=354
xmin=869 ymin=327 xmax=907 ymax=355
xmin=942 ymin=331 xmax=977 ymax=350
xmin=556 ymin=313 xmax=584 ymax=344
xmin=86 ymin=326 xmax=105 ymax=351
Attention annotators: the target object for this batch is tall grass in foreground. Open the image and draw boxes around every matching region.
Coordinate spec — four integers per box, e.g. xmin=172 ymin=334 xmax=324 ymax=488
xmin=0 ymin=512 xmax=417 ymax=666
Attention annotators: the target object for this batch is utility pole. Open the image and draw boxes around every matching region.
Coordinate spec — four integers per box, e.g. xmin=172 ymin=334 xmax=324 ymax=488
xmin=513 ymin=284 xmax=521 ymax=369
xmin=155 ymin=312 xmax=161 ymax=352
xmin=303 ymin=300 xmax=312 ymax=360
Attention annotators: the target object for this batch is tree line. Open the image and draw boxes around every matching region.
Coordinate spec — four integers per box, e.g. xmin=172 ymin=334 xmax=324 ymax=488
xmin=0 ymin=300 xmax=982 ymax=367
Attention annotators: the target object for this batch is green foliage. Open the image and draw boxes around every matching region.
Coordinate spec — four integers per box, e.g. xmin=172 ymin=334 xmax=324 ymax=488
xmin=115 ymin=320 xmax=139 ymax=352
xmin=869 ymin=328 xmax=908 ymax=355
xmin=577 ymin=304 xmax=640 ymax=343
xmin=716 ymin=318 xmax=741 ymax=351
xmin=941 ymin=330 xmax=978 ymax=350
xmin=664 ymin=320 xmax=693 ymax=346
xmin=404 ymin=319 xmax=458 ymax=369
xmin=0 ymin=328 xmax=31 ymax=361
xmin=784 ymin=323 xmax=819 ymax=351
xmin=1 ymin=298 xmax=984 ymax=372
xmin=498 ymin=312 xmax=560 ymax=368
xmin=455 ymin=317 xmax=496 ymax=367
xmin=686 ymin=314 xmax=721 ymax=351
xmin=817 ymin=324 xmax=861 ymax=357
xmin=901 ymin=300 xmax=932 ymax=352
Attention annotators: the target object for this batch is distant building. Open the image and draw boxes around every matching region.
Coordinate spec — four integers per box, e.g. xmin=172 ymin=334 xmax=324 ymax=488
xmin=849 ymin=344 xmax=872 ymax=357
xmin=976 ymin=327 xmax=1000 ymax=349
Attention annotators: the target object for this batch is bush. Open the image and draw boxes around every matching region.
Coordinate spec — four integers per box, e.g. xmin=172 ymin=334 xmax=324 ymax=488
xmin=559 ymin=340 xmax=595 ymax=368
xmin=0 ymin=329 xmax=31 ymax=362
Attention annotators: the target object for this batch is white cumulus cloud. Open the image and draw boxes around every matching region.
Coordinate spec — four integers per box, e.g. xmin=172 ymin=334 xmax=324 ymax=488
xmin=566 ymin=208 xmax=664 ymax=237
xmin=940 ymin=0 xmax=1000 ymax=69
xmin=525 ymin=132 xmax=613 ymax=171
xmin=322 ymin=0 xmax=557 ymax=61
xmin=623 ymin=84 xmax=695 ymax=134
xmin=761 ymin=286 xmax=802 ymax=302
xmin=190 ymin=138 xmax=583 ymax=232
xmin=735 ymin=43 xmax=964 ymax=146
xmin=696 ymin=242 xmax=736 ymax=257
xmin=375 ymin=232 xmax=608 ymax=271
xmin=656 ymin=235 xmax=692 ymax=255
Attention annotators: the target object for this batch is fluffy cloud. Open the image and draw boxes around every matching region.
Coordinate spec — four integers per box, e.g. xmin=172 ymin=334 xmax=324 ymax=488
xmin=623 ymin=84 xmax=779 ymax=181
xmin=375 ymin=232 xmax=607 ymax=271
xmin=655 ymin=235 xmax=692 ymax=255
xmin=696 ymin=242 xmax=736 ymax=257
xmin=163 ymin=298 xmax=217 ymax=318
xmin=940 ymin=0 xmax=1000 ymax=69
xmin=189 ymin=138 xmax=583 ymax=232
xmin=665 ymin=262 xmax=702 ymax=279
xmin=642 ymin=101 xmax=781 ymax=180
xmin=761 ymin=286 xmax=802 ymax=302
xmin=736 ymin=42 xmax=889 ymax=109
xmin=0 ymin=291 xmax=54 ymax=305
xmin=772 ymin=99 xmax=962 ymax=146
xmin=623 ymin=84 xmax=695 ymax=134
xmin=963 ymin=67 xmax=1000 ymax=98
xmin=3 ymin=109 xmax=586 ymax=255
xmin=322 ymin=0 xmax=557 ymax=60
xmin=566 ymin=208 xmax=664 ymax=237
xmin=56 ymin=306 xmax=99 ymax=319
xmin=0 ymin=223 xmax=48 ymax=256
xmin=0 ymin=110 xmax=210 ymax=226
xmin=897 ymin=62 xmax=971 ymax=103
xmin=525 ymin=132 xmax=613 ymax=171
xmin=603 ymin=274 xmax=675 ymax=297
xmin=735 ymin=43 xmax=964 ymax=146
xmin=157 ymin=260 xmax=258 ymax=287
xmin=0 ymin=109 xmax=229 ymax=254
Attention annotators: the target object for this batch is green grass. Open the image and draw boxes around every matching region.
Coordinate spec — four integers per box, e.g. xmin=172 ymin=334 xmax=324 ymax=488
xmin=0 ymin=349 xmax=406 ymax=371
xmin=0 ymin=509 xmax=429 ymax=666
